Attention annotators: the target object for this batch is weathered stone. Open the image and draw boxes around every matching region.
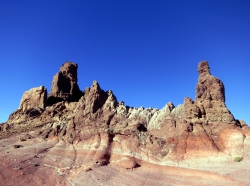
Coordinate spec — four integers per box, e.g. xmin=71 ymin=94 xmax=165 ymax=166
xmin=5 ymin=86 xmax=47 ymax=124
xmin=148 ymin=104 xmax=171 ymax=130
xmin=184 ymin=97 xmax=201 ymax=119
xmin=239 ymin=120 xmax=248 ymax=127
xmin=195 ymin=61 xmax=234 ymax=122
xmin=19 ymin=86 xmax=47 ymax=112
xmin=167 ymin=102 xmax=175 ymax=111
xmin=171 ymin=104 xmax=185 ymax=119
xmin=1 ymin=60 xmax=250 ymax=186
xmin=47 ymin=62 xmax=82 ymax=105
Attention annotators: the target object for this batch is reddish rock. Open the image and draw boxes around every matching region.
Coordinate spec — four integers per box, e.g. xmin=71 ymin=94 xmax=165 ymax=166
xmin=196 ymin=61 xmax=225 ymax=102
xmin=1 ymin=60 xmax=250 ymax=186
xmin=195 ymin=61 xmax=235 ymax=123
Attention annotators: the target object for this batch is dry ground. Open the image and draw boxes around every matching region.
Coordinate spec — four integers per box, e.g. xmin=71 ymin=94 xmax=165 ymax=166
xmin=0 ymin=132 xmax=249 ymax=186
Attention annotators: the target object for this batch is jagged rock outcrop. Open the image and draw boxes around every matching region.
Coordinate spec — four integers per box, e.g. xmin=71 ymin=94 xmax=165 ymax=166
xmin=47 ymin=62 xmax=82 ymax=105
xmin=184 ymin=97 xmax=201 ymax=120
xmin=5 ymin=86 xmax=47 ymax=125
xmin=19 ymin=86 xmax=47 ymax=111
xmin=194 ymin=61 xmax=235 ymax=122
xmin=1 ymin=60 xmax=250 ymax=186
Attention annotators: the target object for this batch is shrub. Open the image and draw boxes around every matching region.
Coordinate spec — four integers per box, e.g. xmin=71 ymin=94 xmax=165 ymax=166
xmin=233 ymin=155 xmax=243 ymax=162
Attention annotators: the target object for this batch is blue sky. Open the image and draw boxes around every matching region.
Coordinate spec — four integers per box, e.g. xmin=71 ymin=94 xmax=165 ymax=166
xmin=0 ymin=0 xmax=249 ymax=125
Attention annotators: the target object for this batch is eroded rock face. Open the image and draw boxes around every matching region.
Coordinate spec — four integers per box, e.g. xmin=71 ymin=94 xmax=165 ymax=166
xmin=184 ymin=97 xmax=201 ymax=120
xmin=47 ymin=62 xmax=82 ymax=105
xmin=19 ymin=86 xmax=47 ymax=112
xmin=1 ymin=60 xmax=250 ymax=186
xmin=5 ymin=86 xmax=47 ymax=125
xmin=194 ymin=61 xmax=235 ymax=123
xmin=196 ymin=61 xmax=225 ymax=102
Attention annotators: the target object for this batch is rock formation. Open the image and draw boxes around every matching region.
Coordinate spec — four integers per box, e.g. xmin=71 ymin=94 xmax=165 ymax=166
xmin=19 ymin=86 xmax=47 ymax=112
xmin=0 ymin=61 xmax=249 ymax=186
xmin=195 ymin=61 xmax=234 ymax=122
xmin=6 ymin=86 xmax=47 ymax=125
xmin=47 ymin=62 xmax=82 ymax=105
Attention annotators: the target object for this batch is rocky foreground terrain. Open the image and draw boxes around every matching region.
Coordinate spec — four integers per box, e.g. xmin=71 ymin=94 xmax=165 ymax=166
xmin=0 ymin=61 xmax=249 ymax=186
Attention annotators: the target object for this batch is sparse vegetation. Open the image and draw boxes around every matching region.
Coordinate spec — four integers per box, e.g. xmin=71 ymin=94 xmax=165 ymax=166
xmin=233 ymin=155 xmax=243 ymax=162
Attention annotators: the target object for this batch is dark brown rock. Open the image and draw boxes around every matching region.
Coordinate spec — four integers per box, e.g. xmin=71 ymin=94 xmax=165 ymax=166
xmin=196 ymin=61 xmax=225 ymax=102
xmin=47 ymin=62 xmax=82 ymax=105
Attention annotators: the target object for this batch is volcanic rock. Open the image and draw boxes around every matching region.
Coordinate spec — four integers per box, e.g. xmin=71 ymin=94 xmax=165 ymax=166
xmin=5 ymin=86 xmax=47 ymax=125
xmin=194 ymin=61 xmax=235 ymax=122
xmin=1 ymin=60 xmax=250 ymax=186
xmin=47 ymin=62 xmax=82 ymax=105
xmin=184 ymin=97 xmax=201 ymax=119
xmin=19 ymin=86 xmax=47 ymax=112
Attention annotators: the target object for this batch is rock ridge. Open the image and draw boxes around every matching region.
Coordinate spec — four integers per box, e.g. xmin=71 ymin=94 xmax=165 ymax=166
xmin=0 ymin=60 xmax=249 ymax=186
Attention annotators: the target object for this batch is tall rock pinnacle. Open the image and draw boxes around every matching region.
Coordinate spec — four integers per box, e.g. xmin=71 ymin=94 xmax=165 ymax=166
xmin=47 ymin=62 xmax=82 ymax=105
xmin=196 ymin=61 xmax=225 ymax=102
xmin=194 ymin=61 xmax=234 ymax=122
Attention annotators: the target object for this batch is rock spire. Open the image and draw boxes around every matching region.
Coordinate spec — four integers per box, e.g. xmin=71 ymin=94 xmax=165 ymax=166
xmin=47 ymin=62 xmax=82 ymax=105
xmin=194 ymin=61 xmax=234 ymax=122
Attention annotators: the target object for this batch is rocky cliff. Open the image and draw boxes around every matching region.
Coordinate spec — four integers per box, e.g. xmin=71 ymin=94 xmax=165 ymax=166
xmin=0 ymin=61 xmax=249 ymax=186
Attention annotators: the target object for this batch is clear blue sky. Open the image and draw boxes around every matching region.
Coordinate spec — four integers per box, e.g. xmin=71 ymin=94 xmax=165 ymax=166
xmin=0 ymin=0 xmax=249 ymax=125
